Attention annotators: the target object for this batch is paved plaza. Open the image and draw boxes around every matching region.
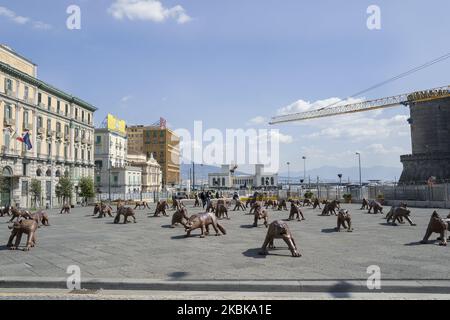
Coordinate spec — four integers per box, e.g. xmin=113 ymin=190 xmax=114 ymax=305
xmin=0 ymin=203 xmax=449 ymax=283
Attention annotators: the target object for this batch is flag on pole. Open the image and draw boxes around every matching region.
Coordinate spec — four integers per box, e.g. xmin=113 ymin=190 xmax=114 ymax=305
xmin=17 ymin=131 xmax=33 ymax=150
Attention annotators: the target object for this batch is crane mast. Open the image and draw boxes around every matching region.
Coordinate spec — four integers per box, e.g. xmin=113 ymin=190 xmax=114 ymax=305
xmin=269 ymin=85 xmax=450 ymax=124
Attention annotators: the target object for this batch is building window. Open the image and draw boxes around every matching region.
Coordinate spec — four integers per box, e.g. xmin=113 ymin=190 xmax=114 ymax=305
xmin=64 ymin=146 xmax=68 ymax=158
xmin=22 ymin=180 xmax=28 ymax=196
xmin=24 ymin=86 xmax=29 ymax=101
xmin=88 ymin=150 xmax=91 ymax=161
xmin=75 ymin=108 xmax=78 ymax=119
xmin=75 ymin=128 xmax=79 ymax=137
xmin=46 ymin=169 xmax=51 ymax=177
xmin=38 ymin=93 xmax=42 ymax=104
xmin=81 ymin=110 xmax=85 ymax=122
xmin=65 ymin=104 xmax=69 ymax=116
xmin=57 ymin=101 xmax=60 ymax=113
xmin=4 ymin=131 xmax=10 ymax=150
xmin=22 ymin=163 xmax=27 ymax=176
xmin=48 ymin=96 xmax=52 ymax=109
xmin=37 ymin=116 xmax=43 ymax=128
xmin=4 ymin=78 xmax=13 ymax=92
xmin=88 ymin=113 xmax=91 ymax=124
xmin=36 ymin=168 xmax=42 ymax=176
xmin=81 ymin=150 xmax=85 ymax=161
xmin=65 ymin=125 xmax=69 ymax=136
xmin=23 ymin=110 xmax=29 ymax=128
xmin=74 ymin=148 xmax=78 ymax=160
xmin=56 ymin=122 xmax=61 ymax=133
xmin=48 ymin=143 xmax=52 ymax=156
xmin=4 ymin=104 xmax=12 ymax=120
xmin=47 ymin=119 xmax=51 ymax=132
xmin=96 ymin=136 xmax=101 ymax=144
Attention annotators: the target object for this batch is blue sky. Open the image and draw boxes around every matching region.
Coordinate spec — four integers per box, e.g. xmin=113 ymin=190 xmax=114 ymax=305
xmin=1 ymin=0 xmax=449 ymax=174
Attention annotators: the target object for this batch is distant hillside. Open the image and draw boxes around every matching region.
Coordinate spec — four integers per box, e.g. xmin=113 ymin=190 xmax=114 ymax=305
xmin=279 ymin=166 xmax=403 ymax=183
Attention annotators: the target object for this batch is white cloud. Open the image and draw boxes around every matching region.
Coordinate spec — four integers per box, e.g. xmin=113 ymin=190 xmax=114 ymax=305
xmin=120 ymin=95 xmax=133 ymax=103
xmin=247 ymin=116 xmax=266 ymax=125
xmin=108 ymin=0 xmax=192 ymax=24
xmin=0 ymin=6 xmax=51 ymax=29
xmin=366 ymin=144 xmax=406 ymax=155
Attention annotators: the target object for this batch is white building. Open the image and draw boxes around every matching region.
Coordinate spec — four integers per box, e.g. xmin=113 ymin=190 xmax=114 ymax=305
xmin=127 ymin=153 xmax=162 ymax=192
xmin=208 ymin=164 xmax=278 ymax=190
xmin=94 ymin=126 xmax=143 ymax=196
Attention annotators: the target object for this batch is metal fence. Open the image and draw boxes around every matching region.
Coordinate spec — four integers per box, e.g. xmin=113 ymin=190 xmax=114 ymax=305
xmin=378 ymin=184 xmax=450 ymax=202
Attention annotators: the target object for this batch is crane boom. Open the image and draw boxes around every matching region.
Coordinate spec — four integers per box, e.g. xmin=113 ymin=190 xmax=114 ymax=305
xmin=269 ymin=85 xmax=450 ymax=125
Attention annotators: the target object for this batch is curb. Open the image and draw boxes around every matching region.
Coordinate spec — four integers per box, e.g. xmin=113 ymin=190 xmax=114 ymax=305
xmin=1 ymin=278 xmax=450 ymax=294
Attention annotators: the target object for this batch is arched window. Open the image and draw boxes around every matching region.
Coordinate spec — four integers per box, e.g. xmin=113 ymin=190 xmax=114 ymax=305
xmin=55 ymin=170 xmax=61 ymax=177
xmin=46 ymin=169 xmax=51 ymax=177
xmin=2 ymin=166 xmax=13 ymax=177
xmin=36 ymin=168 xmax=42 ymax=177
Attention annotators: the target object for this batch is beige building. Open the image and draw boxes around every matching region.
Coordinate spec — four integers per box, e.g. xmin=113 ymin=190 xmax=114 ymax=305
xmin=127 ymin=125 xmax=180 ymax=188
xmin=127 ymin=153 xmax=162 ymax=192
xmin=0 ymin=45 xmax=96 ymax=207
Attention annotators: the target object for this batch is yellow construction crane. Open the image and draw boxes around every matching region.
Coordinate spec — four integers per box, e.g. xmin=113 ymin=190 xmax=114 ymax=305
xmin=269 ymin=85 xmax=450 ymax=125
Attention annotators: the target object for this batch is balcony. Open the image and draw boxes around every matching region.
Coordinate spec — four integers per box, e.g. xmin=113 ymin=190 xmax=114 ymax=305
xmin=3 ymin=118 xmax=15 ymax=127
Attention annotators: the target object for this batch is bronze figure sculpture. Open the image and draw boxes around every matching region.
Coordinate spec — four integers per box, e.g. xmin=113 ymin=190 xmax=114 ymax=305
xmin=154 ymin=200 xmax=169 ymax=217
xmin=184 ymin=212 xmax=226 ymax=238
xmin=420 ymin=211 xmax=449 ymax=246
xmin=253 ymin=207 xmax=269 ymax=228
xmin=259 ymin=220 xmax=301 ymax=257
xmin=368 ymin=200 xmax=383 ymax=214
xmin=336 ymin=209 xmax=353 ymax=232
xmin=7 ymin=219 xmax=38 ymax=251
xmin=289 ymin=203 xmax=305 ymax=221
xmin=171 ymin=206 xmax=190 ymax=228
xmin=387 ymin=207 xmax=416 ymax=226
xmin=114 ymin=205 xmax=137 ymax=224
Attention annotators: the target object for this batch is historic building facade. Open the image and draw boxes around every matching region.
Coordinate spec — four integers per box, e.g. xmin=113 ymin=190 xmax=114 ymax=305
xmin=208 ymin=164 xmax=278 ymax=190
xmin=127 ymin=124 xmax=180 ymax=188
xmin=127 ymin=153 xmax=162 ymax=192
xmin=0 ymin=45 xmax=96 ymax=208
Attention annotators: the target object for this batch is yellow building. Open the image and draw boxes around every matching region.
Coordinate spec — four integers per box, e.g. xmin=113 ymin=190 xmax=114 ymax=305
xmin=0 ymin=45 xmax=96 ymax=207
xmin=127 ymin=125 xmax=180 ymax=187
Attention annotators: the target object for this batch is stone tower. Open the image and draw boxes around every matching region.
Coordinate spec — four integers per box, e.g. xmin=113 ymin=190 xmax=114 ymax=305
xmin=399 ymin=95 xmax=450 ymax=184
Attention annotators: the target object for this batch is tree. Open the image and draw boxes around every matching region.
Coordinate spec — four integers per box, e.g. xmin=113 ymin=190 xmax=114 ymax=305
xmin=79 ymin=177 xmax=95 ymax=204
xmin=56 ymin=176 xmax=73 ymax=205
xmin=30 ymin=179 xmax=42 ymax=208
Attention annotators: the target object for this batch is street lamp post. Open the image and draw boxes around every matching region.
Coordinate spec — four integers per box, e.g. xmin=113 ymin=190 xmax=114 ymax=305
xmin=287 ymin=162 xmax=290 ymax=191
xmin=302 ymin=156 xmax=306 ymax=187
xmin=356 ymin=152 xmax=362 ymax=199
xmin=337 ymin=173 xmax=343 ymax=200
